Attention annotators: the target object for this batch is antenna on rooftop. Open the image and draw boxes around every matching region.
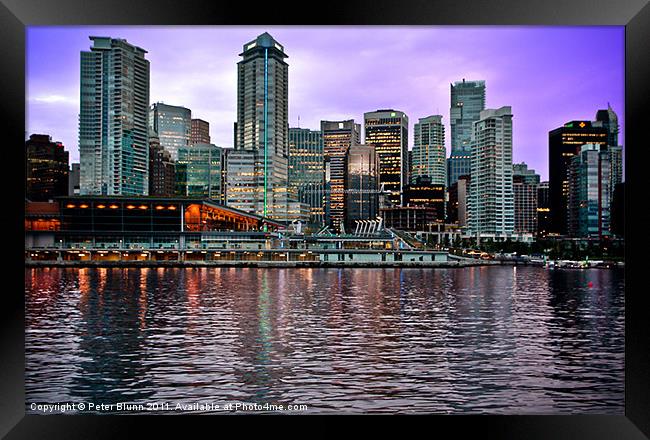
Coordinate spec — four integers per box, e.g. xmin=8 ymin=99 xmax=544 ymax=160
xmin=298 ymin=115 xmax=300 ymax=128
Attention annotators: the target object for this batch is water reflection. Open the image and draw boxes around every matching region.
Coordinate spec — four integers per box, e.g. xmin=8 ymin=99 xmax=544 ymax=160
xmin=25 ymin=266 xmax=624 ymax=414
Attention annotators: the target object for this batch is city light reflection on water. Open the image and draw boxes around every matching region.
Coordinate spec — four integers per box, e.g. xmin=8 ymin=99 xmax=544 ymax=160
xmin=25 ymin=266 xmax=624 ymax=414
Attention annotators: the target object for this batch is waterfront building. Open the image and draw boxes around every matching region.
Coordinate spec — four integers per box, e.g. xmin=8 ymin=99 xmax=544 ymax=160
xmin=548 ymin=120 xmax=607 ymax=235
xmin=230 ymin=32 xmax=291 ymax=221
xmin=191 ymin=118 xmax=210 ymax=146
xmin=345 ymin=144 xmax=379 ymax=231
xmin=149 ymin=134 xmax=176 ymax=197
xmin=69 ymin=163 xmax=80 ymax=196
xmin=364 ymin=109 xmax=409 ymax=206
xmin=26 ymin=134 xmax=69 ymax=201
xmin=176 ymin=143 xmax=224 ymax=202
xmin=513 ymin=163 xmax=540 ymax=235
xmin=79 ymin=36 xmax=150 ymax=196
xmin=448 ymin=79 xmax=485 ymax=187
xmin=288 ymin=127 xmax=325 ymax=227
xmin=567 ymin=143 xmax=611 ymax=238
xmin=412 ymin=115 xmax=446 ymax=185
xmin=468 ymin=106 xmax=514 ymax=237
xmin=404 ymin=176 xmax=445 ymax=222
xmin=537 ymin=181 xmax=552 ymax=237
xmin=149 ymin=103 xmax=191 ymax=161
xmin=321 ymin=119 xmax=361 ymax=232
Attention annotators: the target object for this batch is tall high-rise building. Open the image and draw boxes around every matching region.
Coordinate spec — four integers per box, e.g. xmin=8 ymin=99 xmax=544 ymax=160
xmin=149 ymin=103 xmax=191 ymax=162
xmin=513 ymin=163 xmax=540 ymax=235
xmin=25 ymin=134 xmax=69 ymax=201
xmin=79 ymin=36 xmax=150 ymax=196
xmin=228 ymin=32 xmax=291 ymax=221
xmin=448 ymin=79 xmax=485 ymax=187
xmin=364 ymin=109 xmax=408 ymax=207
xmin=412 ymin=115 xmax=446 ymax=186
xmin=345 ymin=144 xmax=379 ymax=231
xmin=447 ymin=175 xmax=470 ymax=226
xmin=548 ymin=121 xmax=607 ymax=235
xmin=288 ymin=128 xmax=325 ymax=227
xmin=149 ymin=134 xmax=176 ymax=197
xmin=321 ymin=120 xmax=360 ymax=232
xmin=176 ymin=143 xmax=224 ymax=202
xmin=191 ymin=119 xmax=210 ymax=146
xmin=567 ymin=143 xmax=611 ymax=238
xmin=468 ymin=106 xmax=514 ymax=236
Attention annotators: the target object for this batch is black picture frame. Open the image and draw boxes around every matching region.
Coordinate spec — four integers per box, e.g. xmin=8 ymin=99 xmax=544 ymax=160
xmin=3 ymin=0 xmax=649 ymax=437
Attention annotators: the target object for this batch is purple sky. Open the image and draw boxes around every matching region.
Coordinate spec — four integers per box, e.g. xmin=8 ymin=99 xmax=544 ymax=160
xmin=26 ymin=26 xmax=625 ymax=181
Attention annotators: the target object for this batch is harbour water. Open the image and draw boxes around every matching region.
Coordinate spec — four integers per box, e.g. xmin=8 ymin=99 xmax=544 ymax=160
xmin=25 ymin=266 xmax=624 ymax=414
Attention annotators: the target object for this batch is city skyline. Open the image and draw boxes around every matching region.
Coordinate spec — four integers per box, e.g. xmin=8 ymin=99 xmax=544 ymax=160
xmin=26 ymin=26 xmax=625 ymax=181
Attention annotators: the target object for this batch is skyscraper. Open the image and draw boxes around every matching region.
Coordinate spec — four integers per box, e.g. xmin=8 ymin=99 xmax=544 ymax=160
xmin=79 ymin=36 xmax=150 ymax=196
xmin=537 ymin=181 xmax=551 ymax=237
xmin=567 ymin=143 xmax=611 ymax=238
xmin=288 ymin=128 xmax=325 ymax=227
xmin=548 ymin=121 xmax=607 ymax=235
xmin=468 ymin=106 xmax=514 ymax=237
xmin=412 ymin=115 xmax=446 ymax=185
xmin=68 ymin=163 xmax=80 ymax=196
xmin=345 ymin=144 xmax=379 ymax=231
xmin=227 ymin=32 xmax=291 ymax=221
xmin=321 ymin=120 xmax=360 ymax=232
xmin=191 ymin=119 xmax=211 ymax=146
xmin=448 ymin=79 xmax=485 ymax=187
xmin=149 ymin=103 xmax=191 ymax=161
xmin=513 ymin=163 xmax=540 ymax=235
xmin=25 ymin=134 xmax=69 ymax=201
xmin=364 ymin=109 xmax=409 ymax=206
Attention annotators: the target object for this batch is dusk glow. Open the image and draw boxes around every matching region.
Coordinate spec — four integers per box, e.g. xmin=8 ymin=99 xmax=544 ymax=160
xmin=26 ymin=25 xmax=625 ymax=180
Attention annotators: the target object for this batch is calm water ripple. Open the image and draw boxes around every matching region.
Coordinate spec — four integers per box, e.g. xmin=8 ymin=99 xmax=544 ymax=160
xmin=25 ymin=266 xmax=624 ymax=414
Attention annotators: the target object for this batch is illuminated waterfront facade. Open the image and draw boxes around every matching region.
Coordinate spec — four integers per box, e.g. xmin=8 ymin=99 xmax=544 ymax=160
xmin=448 ymin=79 xmax=485 ymax=187
xmin=176 ymin=143 xmax=224 ymax=202
xmin=288 ymin=128 xmax=325 ymax=227
xmin=364 ymin=109 xmax=409 ymax=206
xmin=345 ymin=144 xmax=379 ymax=231
xmin=322 ymin=120 xmax=360 ymax=232
xmin=468 ymin=106 xmax=514 ymax=236
xmin=567 ymin=144 xmax=611 ymax=238
xmin=26 ymin=134 xmax=69 ymax=201
xmin=79 ymin=36 xmax=150 ymax=196
xmin=232 ymin=32 xmax=290 ymax=220
xmin=149 ymin=102 xmax=191 ymax=161
xmin=548 ymin=121 xmax=607 ymax=235
xmin=412 ymin=115 xmax=446 ymax=186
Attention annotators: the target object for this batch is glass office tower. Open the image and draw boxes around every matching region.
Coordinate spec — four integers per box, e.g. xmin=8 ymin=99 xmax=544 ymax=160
xmin=548 ymin=121 xmax=607 ymax=235
xmin=176 ymin=143 xmax=224 ymax=202
xmin=345 ymin=144 xmax=379 ymax=231
xmin=448 ymin=79 xmax=485 ymax=187
xmin=227 ymin=32 xmax=292 ymax=221
xmin=321 ymin=120 xmax=361 ymax=232
xmin=149 ymin=103 xmax=191 ymax=161
xmin=79 ymin=36 xmax=150 ymax=196
xmin=288 ymin=128 xmax=325 ymax=227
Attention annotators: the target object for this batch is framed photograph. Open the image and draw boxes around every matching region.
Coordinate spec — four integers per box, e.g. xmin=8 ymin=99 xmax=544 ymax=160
xmin=4 ymin=0 xmax=649 ymax=437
